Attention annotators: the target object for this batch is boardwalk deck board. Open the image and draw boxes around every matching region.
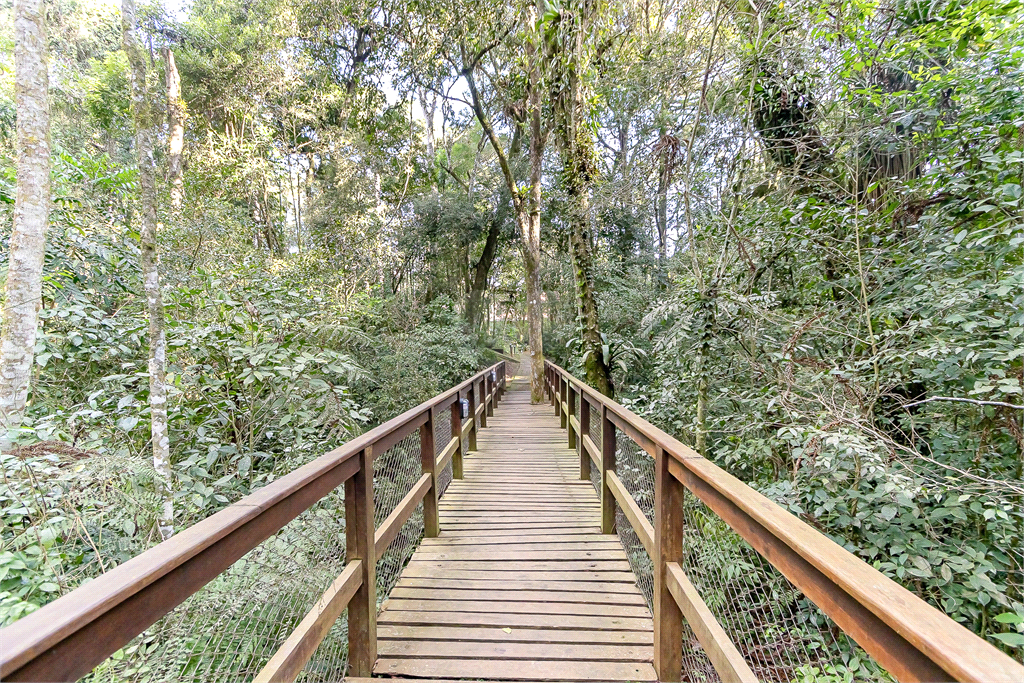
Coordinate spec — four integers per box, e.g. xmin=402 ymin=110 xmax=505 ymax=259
xmin=371 ymin=385 xmax=656 ymax=682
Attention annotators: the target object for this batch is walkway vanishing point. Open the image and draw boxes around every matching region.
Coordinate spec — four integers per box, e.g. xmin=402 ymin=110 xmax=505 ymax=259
xmin=2 ymin=359 xmax=1023 ymax=683
xmin=371 ymin=385 xmax=656 ymax=680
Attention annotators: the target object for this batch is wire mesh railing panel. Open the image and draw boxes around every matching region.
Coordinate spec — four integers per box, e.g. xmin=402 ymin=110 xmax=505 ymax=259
xmin=613 ymin=433 xmax=656 ymax=607
xmin=373 ymin=432 xmax=424 ymax=605
xmin=298 ymin=609 xmax=349 ymax=683
xmin=681 ymin=496 xmax=886 ymax=682
xmin=87 ymin=491 xmax=350 ymax=683
xmin=588 ymin=403 xmax=601 ymax=493
xmin=433 ymin=412 xmax=453 ymax=498
xmin=437 ymin=459 xmax=453 ymax=498
xmin=610 ymin=430 xmax=721 ymax=681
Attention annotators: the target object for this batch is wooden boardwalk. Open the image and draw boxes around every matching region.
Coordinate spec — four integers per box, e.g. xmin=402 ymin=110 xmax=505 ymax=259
xmin=369 ymin=381 xmax=656 ymax=681
xmin=10 ymin=359 xmax=1021 ymax=683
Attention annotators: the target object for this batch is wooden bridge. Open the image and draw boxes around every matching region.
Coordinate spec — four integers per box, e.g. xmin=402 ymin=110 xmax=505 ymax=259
xmin=2 ymin=359 xmax=1022 ymax=682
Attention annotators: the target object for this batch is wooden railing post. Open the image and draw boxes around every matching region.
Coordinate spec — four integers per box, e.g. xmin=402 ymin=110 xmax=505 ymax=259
xmin=477 ymin=378 xmax=487 ymax=429
xmin=560 ymin=377 xmax=568 ymax=429
xmin=420 ymin=409 xmax=439 ymax=537
xmin=486 ymin=371 xmax=495 ymax=417
xmin=654 ymin=444 xmax=684 ymax=681
xmin=567 ymin=382 xmax=577 ymax=450
xmin=345 ymin=446 xmax=376 ymax=677
xmin=600 ymin=404 xmax=616 ymax=534
xmin=467 ymin=383 xmax=478 ymax=452
xmin=558 ymin=376 xmax=563 ymax=419
xmin=451 ymin=393 xmax=464 ymax=480
xmin=579 ymin=395 xmax=591 ymax=481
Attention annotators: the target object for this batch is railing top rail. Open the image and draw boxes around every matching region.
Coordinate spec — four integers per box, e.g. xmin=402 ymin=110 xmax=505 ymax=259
xmin=0 ymin=361 xmax=505 ymax=681
xmin=545 ymin=360 xmax=1023 ymax=683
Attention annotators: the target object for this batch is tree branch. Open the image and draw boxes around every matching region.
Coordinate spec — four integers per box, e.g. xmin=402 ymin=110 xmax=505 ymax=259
xmin=901 ymin=396 xmax=1024 ymax=411
xmin=440 ymin=161 xmax=470 ymax=191
xmin=463 ymin=64 xmax=522 ymax=212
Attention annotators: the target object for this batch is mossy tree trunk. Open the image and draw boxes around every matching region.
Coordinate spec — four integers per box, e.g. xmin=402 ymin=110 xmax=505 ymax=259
xmin=546 ymin=0 xmax=614 ymax=397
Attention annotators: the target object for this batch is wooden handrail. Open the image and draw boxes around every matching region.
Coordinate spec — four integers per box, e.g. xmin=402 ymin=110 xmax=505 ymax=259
xmin=606 ymin=470 xmax=654 ymax=558
xmin=435 ymin=435 xmax=460 ymax=472
xmin=374 ymin=473 xmax=432 ymax=557
xmin=545 ymin=360 xmax=1023 ymax=683
xmin=0 ymin=361 xmax=506 ymax=683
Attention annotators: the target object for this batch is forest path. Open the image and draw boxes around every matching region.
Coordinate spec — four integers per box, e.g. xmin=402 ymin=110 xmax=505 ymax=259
xmin=366 ymin=383 xmax=656 ymax=681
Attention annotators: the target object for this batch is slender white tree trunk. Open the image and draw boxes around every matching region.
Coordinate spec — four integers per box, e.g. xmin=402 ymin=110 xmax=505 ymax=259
xmin=163 ymin=47 xmax=185 ymax=214
xmin=123 ymin=0 xmax=173 ymax=539
xmin=0 ymin=0 xmax=51 ymax=449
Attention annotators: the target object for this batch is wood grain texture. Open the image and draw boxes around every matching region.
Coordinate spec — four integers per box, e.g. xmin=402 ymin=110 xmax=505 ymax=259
xmin=345 ymin=447 xmax=376 ymax=677
xmin=374 ymin=659 xmax=657 ymax=681
xmin=582 ymin=433 xmax=601 ymax=469
xmin=435 ymin=434 xmax=460 ymax=473
xmin=606 ymin=470 xmax=655 ymax=557
xmin=374 ymin=473 xmax=431 ymax=557
xmin=654 ymin=444 xmax=684 ymax=681
xmin=373 ymin=388 xmax=655 ymax=681
xmin=0 ymin=365 xmax=516 ymax=682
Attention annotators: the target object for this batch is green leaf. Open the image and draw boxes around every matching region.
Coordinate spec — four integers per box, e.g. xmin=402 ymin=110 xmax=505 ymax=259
xmin=990 ymin=633 xmax=1024 ymax=647
xmin=994 ymin=612 xmax=1024 ymax=625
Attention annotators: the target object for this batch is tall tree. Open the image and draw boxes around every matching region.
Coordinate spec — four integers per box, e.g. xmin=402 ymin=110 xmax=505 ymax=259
xmin=123 ymin=0 xmax=173 ymax=540
xmin=545 ymin=0 xmax=614 ymax=396
xmin=0 ymin=0 xmax=51 ymax=448
xmin=447 ymin=2 xmax=548 ymax=402
xmin=521 ymin=0 xmax=548 ymax=404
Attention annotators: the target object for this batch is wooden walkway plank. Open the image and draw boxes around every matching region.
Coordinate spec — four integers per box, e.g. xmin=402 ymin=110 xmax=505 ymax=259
xmin=388 ymin=587 xmax=648 ymax=605
xmin=370 ymin=383 xmax=656 ymax=681
xmin=374 ymin=658 xmax=657 ymax=681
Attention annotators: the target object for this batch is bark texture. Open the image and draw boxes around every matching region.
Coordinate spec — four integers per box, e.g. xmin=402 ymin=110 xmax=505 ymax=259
xmin=163 ymin=47 xmax=186 ymax=214
xmin=0 ymin=0 xmax=51 ymax=447
xmin=523 ymin=4 xmax=547 ymax=404
xmin=124 ymin=0 xmax=173 ymax=539
xmin=548 ymin=0 xmax=614 ymax=397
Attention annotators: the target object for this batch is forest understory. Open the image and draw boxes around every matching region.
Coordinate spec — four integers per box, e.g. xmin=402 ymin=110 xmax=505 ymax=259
xmin=1 ymin=0 xmax=1022 ymax=679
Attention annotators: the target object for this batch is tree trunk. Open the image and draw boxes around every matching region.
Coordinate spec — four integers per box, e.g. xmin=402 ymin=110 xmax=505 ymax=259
xmin=124 ymin=0 xmax=173 ymax=540
xmin=655 ymin=129 xmax=669 ymax=260
xmin=548 ymin=0 xmax=613 ymax=397
xmin=419 ymin=88 xmax=436 ymax=168
xmin=163 ymin=47 xmax=185 ymax=214
xmin=466 ymin=220 xmax=502 ymax=332
xmin=565 ymin=179 xmax=613 ymax=396
xmin=523 ymin=1 xmax=547 ymax=404
xmin=462 ymin=3 xmax=548 ymax=403
xmin=0 ymin=0 xmax=50 ymax=448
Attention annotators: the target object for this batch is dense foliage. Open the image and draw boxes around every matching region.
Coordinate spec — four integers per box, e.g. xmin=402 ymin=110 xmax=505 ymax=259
xmin=1 ymin=0 xmax=1022 ymax=672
